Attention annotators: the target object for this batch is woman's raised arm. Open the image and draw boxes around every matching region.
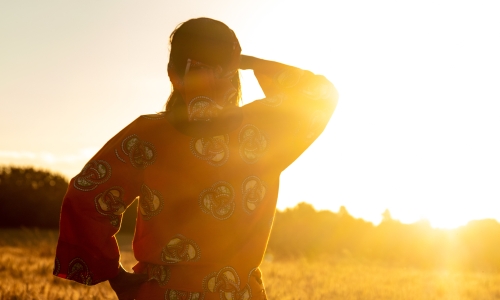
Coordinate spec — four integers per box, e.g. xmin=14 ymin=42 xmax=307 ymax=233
xmin=239 ymin=55 xmax=338 ymax=170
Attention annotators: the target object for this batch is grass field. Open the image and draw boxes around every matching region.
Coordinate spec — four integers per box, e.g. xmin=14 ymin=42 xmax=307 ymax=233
xmin=1 ymin=228 xmax=499 ymax=300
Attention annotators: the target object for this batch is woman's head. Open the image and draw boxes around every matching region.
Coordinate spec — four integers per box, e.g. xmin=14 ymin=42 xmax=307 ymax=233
xmin=166 ymin=18 xmax=242 ymax=112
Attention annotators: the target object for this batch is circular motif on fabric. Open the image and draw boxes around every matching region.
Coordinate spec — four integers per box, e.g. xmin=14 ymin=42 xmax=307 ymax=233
xmin=301 ymin=80 xmax=333 ymax=100
xmin=67 ymin=258 xmax=93 ymax=285
xmin=202 ymin=266 xmax=251 ymax=300
xmin=262 ymin=93 xmax=285 ymax=107
xmin=306 ymin=111 xmax=330 ymax=140
xmin=275 ymin=68 xmax=304 ymax=88
xmin=161 ymin=234 xmax=201 ymax=264
xmin=165 ymin=289 xmax=204 ymax=300
xmin=188 ymin=96 xmax=222 ymax=121
xmin=122 ymin=135 xmax=156 ymax=169
xmin=74 ymin=160 xmax=111 ymax=191
xmin=199 ymin=181 xmax=235 ymax=220
xmin=190 ymin=135 xmax=230 ymax=167
xmin=248 ymin=267 xmax=263 ymax=285
xmin=239 ymin=125 xmax=267 ymax=164
xmin=139 ymin=184 xmax=164 ymax=220
xmin=115 ymin=149 xmax=126 ymax=163
xmin=223 ymin=87 xmax=238 ymax=106
xmin=146 ymin=264 xmax=170 ymax=286
xmin=94 ymin=187 xmax=126 ymax=227
xmin=241 ymin=176 xmax=267 ymax=214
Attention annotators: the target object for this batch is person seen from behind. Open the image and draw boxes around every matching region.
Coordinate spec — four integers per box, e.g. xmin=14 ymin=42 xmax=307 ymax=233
xmin=53 ymin=17 xmax=339 ymax=300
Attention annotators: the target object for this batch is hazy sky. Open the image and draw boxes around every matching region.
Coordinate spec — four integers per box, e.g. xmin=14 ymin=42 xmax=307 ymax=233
xmin=1 ymin=0 xmax=499 ymax=228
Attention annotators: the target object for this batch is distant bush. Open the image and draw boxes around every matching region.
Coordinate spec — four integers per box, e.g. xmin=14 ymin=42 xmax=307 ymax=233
xmin=0 ymin=166 xmax=68 ymax=228
xmin=0 ymin=166 xmax=137 ymax=232
xmin=268 ymin=203 xmax=374 ymax=259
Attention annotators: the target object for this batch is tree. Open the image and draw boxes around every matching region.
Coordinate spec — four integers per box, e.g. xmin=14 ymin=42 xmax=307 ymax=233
xmin=0 ymin=166 xmax=68 ymax=228
xmin=381 ymin=209 xmax=393 ymax=223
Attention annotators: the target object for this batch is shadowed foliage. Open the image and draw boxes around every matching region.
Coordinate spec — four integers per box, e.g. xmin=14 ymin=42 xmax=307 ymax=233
xmin=0 ymin=166 xmax=139 ymax=232
xmin=267 ymin=203 xmax=500 ymax=271
xmin=2 ymin=166 xmax=500 ymax=272
xmin=0 ymin=166 xmax=68 ymax=228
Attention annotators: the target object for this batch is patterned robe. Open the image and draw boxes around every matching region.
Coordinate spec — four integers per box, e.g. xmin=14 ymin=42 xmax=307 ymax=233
xmin=53 ymin=58 xmax=338 ymax=300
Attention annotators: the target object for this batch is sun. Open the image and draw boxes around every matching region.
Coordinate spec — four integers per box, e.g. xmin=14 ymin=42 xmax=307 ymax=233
xmin=425 ymin=209 xmax=473 ymax=230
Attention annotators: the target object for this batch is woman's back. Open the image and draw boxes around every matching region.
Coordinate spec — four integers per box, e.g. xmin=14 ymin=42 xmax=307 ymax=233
xmin=53 ymin=18 xmax=338 ymax=300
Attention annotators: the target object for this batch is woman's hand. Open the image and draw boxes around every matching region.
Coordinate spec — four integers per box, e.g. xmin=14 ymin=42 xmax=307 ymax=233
xmin=108 ymin=265 xmax=148 ymax=300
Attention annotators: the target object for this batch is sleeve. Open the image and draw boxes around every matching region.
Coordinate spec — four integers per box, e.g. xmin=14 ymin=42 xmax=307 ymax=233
xmin=242 ymin=58 xmax=339 ymax=170
xmin=53 ymin=118 xmax=149 ymax=285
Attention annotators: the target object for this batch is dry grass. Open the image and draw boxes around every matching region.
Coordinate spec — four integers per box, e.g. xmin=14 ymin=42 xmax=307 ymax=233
xmin=0 ymin=228 xmax=499 ymax=300
xmin=0 ymin=228 xmax=116 ymax=300
xmin=263 ymin=258 xmax=500 ymax=299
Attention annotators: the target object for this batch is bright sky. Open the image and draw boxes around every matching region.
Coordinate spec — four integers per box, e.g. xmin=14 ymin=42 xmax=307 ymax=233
xmin=1 ymin=0 xmax=499 ymax=229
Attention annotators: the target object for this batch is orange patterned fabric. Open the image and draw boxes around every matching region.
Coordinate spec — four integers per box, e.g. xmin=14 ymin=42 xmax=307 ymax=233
xmin=54 ymin=58 xmax=337 ymax=299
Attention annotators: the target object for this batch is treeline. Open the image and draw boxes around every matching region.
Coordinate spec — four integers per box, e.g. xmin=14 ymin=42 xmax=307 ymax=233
xmin=0 ymin=166 xmax=137 ymax=231
xmin=2 ymin=166 xmax=500 ymax=271
xmin=0 ymin=166 xmax=68 ymax=228
xmin=267 ymin=202 xmax=500 ymax=271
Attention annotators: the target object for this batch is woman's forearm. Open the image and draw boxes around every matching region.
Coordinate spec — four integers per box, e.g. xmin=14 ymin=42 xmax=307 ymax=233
xmin=239 ymin=54 xmax=336 ymax=104
xmin=239 ymin=55 xmax=297 ymax=76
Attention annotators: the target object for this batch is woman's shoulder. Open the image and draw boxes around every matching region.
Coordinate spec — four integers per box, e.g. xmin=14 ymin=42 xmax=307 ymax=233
xmin=113 ymin=112 xmax=170 ymax=141
xmin=138 ymin=112 xmax=168 ymax=121
xmin=131 ymin=112 xmax=169 ymax=130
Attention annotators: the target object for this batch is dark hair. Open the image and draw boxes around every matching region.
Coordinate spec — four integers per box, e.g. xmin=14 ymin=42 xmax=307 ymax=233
xmin=165 ymin=18 xmax=241 ymax=112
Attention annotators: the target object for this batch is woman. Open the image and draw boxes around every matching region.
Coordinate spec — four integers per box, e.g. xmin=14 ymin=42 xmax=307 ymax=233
xmin=53 ymin=18 xmax=338 ymax=300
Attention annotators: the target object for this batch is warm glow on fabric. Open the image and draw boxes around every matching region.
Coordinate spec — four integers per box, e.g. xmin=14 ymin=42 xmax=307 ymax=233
xmin=1 ymin=0 xmax=500 ymax=231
